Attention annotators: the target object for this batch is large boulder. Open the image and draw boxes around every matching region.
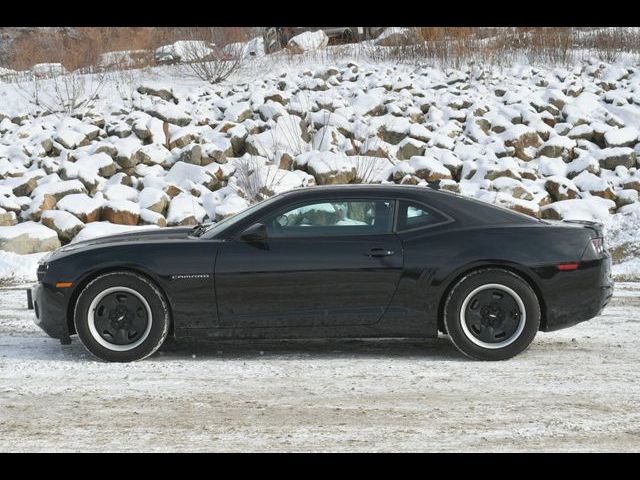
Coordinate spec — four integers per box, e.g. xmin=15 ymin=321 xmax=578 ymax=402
xmin=41 ymin=210 xmax=85 ymax=243
xmin=30 ymin=179 xmax=87 ymax=202
xmin=101 ymin=200 xmax=141 ymax=226
xmin=544 ymin=176 xmax=580 ymax=201
xmin=287 ymin=30 xmax=329 ymax=54
xmin=593 ymin=147 xmax=636 ymax=170
xmin=56 ymin=193 xmax=103 ymax=223
xmin=374 ymin=27 xmax=417 ymax=47
xmin=0 ymin=222 xmax=61 ymax=254
xmin=294 ymin=151 xmax=356 ymax=185
xmin=501 ymin=126 xmax=542 ymax=161
xmin=137 ymin=83 xmax=177 ymax=102
xmin=604 ymin=127 xmax=638 ymax=148
xmin=26 ymin=194 xmax=57 ymax=221
xmin=139 ymin=187 xmax=169 ymax=215
xmin=0 ymin=208 xmax=17 ymax=226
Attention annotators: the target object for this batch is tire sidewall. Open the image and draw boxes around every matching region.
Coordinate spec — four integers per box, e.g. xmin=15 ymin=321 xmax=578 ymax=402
xmin=74 ymin=272 xmax=169 ymax=362
xmin=444 ymin=269 xmax=540 ymax=361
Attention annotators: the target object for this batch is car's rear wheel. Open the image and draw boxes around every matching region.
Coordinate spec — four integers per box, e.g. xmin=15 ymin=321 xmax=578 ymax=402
xmin=74 ymin=271 xmax=170 ymax=362
xmin=443 ymin=269 xmax=540 ymax=360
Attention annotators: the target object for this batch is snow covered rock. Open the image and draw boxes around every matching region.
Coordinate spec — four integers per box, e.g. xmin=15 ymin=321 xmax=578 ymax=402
xmin=101 ymin=200 xmax=141 ymax=226
xmin=0 ymin=208 xmax=17 ymax=226
xmin=593 ymin=147 xmax=636 ymax=170
xmin=166 ymin=193 xmax=206 ymax=226
xmin=165 ymin=161 xmax=219 ymax=190
xmin=56 ymin=193 xmax=103 ymax=223
xmin=41 ymin=210 xmax=84 ymax=243
xmin=137 ymin=83 xmax=176 ymax=103
xmin=501 ymin=126 xmax=542 ymax=161
xmin=3 ymin=176 xmax=38 ymax=197
xmin=0 ymin=221 xmax=61 ymax=254
xmin=287 ymin=30 xmax=329 ymax=54
xmin=140 ymin=208 xmax=167 ymax=227
xmin=30 ymin=179 xmax=87 ymax=202
xmin=139 ymin=187 xmax=169 ymax=215
xmin=224 ymin=103 xmax=253 ymax=123
xmin=295 ymin=151 xmax=356 ymax=185
xmin=213 ymin=193 xmax=249 ymax=221
xmin=134 ymin=144 xmax=172 ymax=167
xmin=604 ymin=127 xmax=639 ymax=148
xmin=540 ymin=197 xmax=616 ymax=221
xmin=544 ymin=176 xmax=580 ymax=201
xmin=104 ymin=184 xmax=139 ymax=202
xmin=145 ymin=100 xmax=191 ymax=127
xmin=25 ymin=193 xmax=57 ymax=221
xmin=391 ymin=156 xmax=453 ymax=182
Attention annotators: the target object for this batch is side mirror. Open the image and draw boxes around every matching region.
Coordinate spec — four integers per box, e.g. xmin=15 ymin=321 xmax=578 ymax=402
xmin=240 ymin=223 xmax=268 ymax=243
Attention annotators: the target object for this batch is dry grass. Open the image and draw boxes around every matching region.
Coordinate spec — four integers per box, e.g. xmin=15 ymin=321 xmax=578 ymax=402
xmin=360 ymin=27 xmax=640 ymax=68
xmin=7 ymin=27 xmax=257 ymax=73
xmin=6 ymin=27 xmax=640 ymax=75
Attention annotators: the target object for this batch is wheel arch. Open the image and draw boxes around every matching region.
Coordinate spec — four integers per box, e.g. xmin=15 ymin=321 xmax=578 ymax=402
xmin=66 ymin=266 xmax=174 ymax=337
xmin=436 ymin=262 xmax=547 ymax=333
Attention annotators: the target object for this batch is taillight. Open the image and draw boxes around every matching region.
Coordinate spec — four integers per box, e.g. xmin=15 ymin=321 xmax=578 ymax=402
xmin=557 ymin=263 xmax=579 ymax=271
xmin=591 ymin=237 xmax=605 ymax=255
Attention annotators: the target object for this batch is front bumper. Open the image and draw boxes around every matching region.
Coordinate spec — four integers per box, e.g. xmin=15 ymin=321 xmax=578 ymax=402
xmin=30 ymin=282 xmax=71 ymax=344
xmin=538 ymin=255 xmax=613 ymax=332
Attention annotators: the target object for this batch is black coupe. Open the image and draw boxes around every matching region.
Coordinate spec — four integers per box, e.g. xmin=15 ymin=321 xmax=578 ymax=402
xmin=31 ymin=184 xmax=613 ymax=362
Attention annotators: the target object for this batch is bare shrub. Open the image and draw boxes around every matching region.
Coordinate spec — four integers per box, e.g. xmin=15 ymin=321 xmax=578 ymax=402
xmin=357 ymin=27 xmax=640 ymax=68
xmin=352 ymin=155 xmax=384 ymax=184
xmin=179 ymin=28 xmax=250 ymax=84
xmin=110 ymin=67 xmax=142 ymax=109
xmin=13 ymin=67 xmax=106 ymax=115
xmin=234 ymin=156 xmax=285 ymax=204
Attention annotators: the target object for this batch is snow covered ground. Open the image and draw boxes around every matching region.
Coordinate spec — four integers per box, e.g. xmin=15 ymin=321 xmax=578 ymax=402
xmin=1 ymin=282 xmax=639 ymax=452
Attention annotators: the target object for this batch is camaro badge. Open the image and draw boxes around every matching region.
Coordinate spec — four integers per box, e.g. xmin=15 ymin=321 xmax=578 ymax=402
xmin=170 ymin=274 xmax=211 ymax=281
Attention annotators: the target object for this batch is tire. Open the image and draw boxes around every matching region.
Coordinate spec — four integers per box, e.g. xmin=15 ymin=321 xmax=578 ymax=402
xmin=74 ymin=271 xmax=170 ymax=362
xmin=443 ymin=269 xmax=540 ymax=361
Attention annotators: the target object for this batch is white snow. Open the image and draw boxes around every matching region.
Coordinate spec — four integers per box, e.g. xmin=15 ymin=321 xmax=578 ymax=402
xmin=0 ymin=251 xmax=46 ymax=281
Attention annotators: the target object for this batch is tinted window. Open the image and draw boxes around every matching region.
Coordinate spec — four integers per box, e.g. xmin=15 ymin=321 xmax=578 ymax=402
xmin=397 ymin=200 xmax=446 ymax=231
xmin=266 ymin=199 xmax=395 ymax=237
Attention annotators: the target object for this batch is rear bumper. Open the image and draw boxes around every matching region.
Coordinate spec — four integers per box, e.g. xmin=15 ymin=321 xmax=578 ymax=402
xmin=31 ymin=282 xmax=71 ymax=344
xmin=537 ymin=255 xmax=613 ymax=332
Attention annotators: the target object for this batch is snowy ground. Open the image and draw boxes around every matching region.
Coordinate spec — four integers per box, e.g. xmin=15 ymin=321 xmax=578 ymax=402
xmin=1 ymin=282 xmax=639 ymax=452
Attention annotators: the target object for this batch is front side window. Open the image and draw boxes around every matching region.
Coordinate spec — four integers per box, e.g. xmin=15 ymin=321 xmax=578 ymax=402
xmin=397 ymin=200 xmax=447 ymax=231
xmin=266 ymin=199 xmax=395 ymax=237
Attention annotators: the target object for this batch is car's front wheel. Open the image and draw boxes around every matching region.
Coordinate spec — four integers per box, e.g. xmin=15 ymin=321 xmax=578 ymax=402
xmin=443 ymin=269 xmax=540 ymax=360
xmin=74 ymin=271 xmax=170 ymax=362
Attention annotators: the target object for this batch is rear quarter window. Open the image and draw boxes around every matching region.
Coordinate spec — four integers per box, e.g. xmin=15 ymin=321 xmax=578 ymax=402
xmin=397 ymin=200 xmax=448 ymax=231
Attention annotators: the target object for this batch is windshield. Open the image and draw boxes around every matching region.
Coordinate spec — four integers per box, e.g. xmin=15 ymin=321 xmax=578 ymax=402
xmin=199 ymin=194 xmax=283 ymax=238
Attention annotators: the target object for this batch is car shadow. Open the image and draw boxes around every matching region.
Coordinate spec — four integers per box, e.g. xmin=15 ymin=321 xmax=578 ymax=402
xmin=4 ymin=333 xmax=466 ymax=362
xmin=153 ymin=335 xmax=466 ymax=361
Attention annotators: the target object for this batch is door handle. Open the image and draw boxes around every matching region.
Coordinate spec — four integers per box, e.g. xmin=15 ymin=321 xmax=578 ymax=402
xmin=368 ymin=248 xmax=395 ymax=257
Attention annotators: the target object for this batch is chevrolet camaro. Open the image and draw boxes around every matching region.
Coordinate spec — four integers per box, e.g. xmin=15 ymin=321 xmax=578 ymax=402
xmin=30 ymin=184 xmax=613 ymax=362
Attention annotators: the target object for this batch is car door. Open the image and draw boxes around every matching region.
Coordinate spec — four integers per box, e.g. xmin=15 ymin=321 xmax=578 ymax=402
xmin=214 ymin=198 xmax=403 ymax=328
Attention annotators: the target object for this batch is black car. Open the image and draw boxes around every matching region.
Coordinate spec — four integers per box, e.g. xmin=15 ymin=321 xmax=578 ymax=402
xmin=31 ymin=184 xmax=613 ymax=362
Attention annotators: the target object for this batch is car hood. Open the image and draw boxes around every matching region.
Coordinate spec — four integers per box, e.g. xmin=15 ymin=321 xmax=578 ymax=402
xmin=48 ymin=227 xmax=196 ymax=261
xmin=73 ymin=226 xmax=194 ymax=248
